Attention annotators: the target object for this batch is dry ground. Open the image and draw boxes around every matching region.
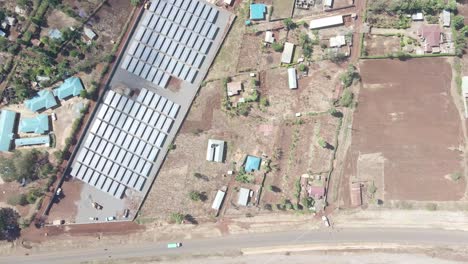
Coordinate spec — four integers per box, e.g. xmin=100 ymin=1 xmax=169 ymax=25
xmin=343 ymin=58 xmax=466 ymax=204
xmin=271 ymin=0 xmax=294 ymax=20
xmin=363 ymin=35 xmax=400 ymax=56
xmin=236 ymin=31 xmax=285 ymax=72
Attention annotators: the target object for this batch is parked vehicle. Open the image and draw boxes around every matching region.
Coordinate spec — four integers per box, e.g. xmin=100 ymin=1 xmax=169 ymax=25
xmin=51 ymin=113 xmax=57 ymax=121
xmin=89 ymin=217 xmax=98 ymax=221
xmin=106 ymin=216 xmax=116 ymax=221
xmin=167 ymin=243 xmax=182 ymax=249
xmin=123 ymin=209 xmax=130 ymax=218
xmin=55 ymin=187 xmax=62 ymax=196
xmin=321 ymin=216 xmax=330 ymax=227
xmin=92 ymin=202 xmax=103 ymax=210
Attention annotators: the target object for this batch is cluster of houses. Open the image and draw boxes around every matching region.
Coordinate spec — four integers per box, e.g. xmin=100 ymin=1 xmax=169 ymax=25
xmin=0 ymin=77 xmax=84 ymax=152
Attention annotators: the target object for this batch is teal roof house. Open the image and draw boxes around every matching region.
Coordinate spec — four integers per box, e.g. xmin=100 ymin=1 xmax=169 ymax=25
xmin=250 ymin=4 xmax=266 ymax=20
xmin=53 ymin=77 xmax=84 ymax=100
xmin=15 ymin=136 xmax=50 ymax=147
xmin=19 ymin=114 xmax=49 ymax=134
xmin=0 ymin=110 xmax=17 ymax=152
xmin=25 ymin=90 xmax=58 ymax=112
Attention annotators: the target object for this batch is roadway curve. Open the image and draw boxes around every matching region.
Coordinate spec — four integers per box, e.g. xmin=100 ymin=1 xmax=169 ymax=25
xmin=2 ymin=228 xmax=468 ymax=264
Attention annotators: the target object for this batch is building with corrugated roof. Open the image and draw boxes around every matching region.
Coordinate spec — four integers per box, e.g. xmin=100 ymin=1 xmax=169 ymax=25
xmin=443 ymin=10 xmax=451 ymax=27
xmin=281 ymin=42 xmax=295 ymax=64
xmin=53 ymin=77 xmax=84 ymax=100
xmin=288 ymin=68 xmax=297 ymax=89
xmin=462 ymin=76 xmax=468 ymax=118
xmin=237 ymin=188 xmax=250 ymax=206
xmin=309 ymin=15 xmax=343 ymax=29
xmin=206 ymin=139 xmax=225 ymax=162
xmin=25 ymin=90 xmax=58 ymax=112
xmin=14 ymin=135 xmax=50 ymax=147
xmin=19 ymin=114 xmax=49 ymax=134
xmin=0 ymin=110 xmax=17 ymax=152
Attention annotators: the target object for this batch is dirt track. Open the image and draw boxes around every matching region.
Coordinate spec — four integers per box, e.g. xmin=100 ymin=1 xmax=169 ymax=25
xmin=347 ymin=58 xmax=466 ymax=201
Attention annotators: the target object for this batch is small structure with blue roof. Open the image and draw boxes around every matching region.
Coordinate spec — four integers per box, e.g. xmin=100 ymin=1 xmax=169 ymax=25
xmin=0 ymin=110 xmax=17 ymax=152
xmin=245 ymin=155 xmax=262 ymax=172
xmin=250 ymin=4 xmax=266 ymax=20
xmin=19 ymin=114 xmax=49 ymax=134
xmin=48 ymin=28 xmax=62 ymax=40
xmin=53 ymin=77 xmax=84 ymax=100
xmin=25 ymin=90 xmax=58 ymax=112
xmin=15 ymin=135 xmax=50 ymax=148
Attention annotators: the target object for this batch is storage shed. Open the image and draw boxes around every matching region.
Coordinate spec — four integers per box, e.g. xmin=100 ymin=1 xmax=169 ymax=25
xmin=206 ymin=139 xmax=225 ymax=163
xmin=211 ymin=190 xmax=226 ymax=211
xmin=288 ymin=68 xmax=297 ymax=89
xmin=237 ymin=188 xmax=250 ymax=206
xmin=281 ymin=42 xmax=295 ymax=64
xmin=309 ymin=15 xmax=343 ymax=29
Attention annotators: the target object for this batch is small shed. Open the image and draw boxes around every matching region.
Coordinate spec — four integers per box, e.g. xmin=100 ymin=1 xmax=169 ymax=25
xmin=53 ymin=77 xmax=84 ymax=100
xmin=0 ymin=110 xmax=17 ymax=152
xmin=25 ymin=90 xmax=58 ymax=112
xmin=265 ymin=31 xmax=274 ymax=43
xmin=237 ymin=188 xmax=250 ymax=206
xmin=206 ymin=139 xmax=225 ymax=163
xmin=323 ymin=0 xmax=333 ymax=8
xmin=308 ymin=185 xmax=325 ymax=199
xmin=250 ymin=4 xmax=266 ymax=20
xmin=227 ymin=81 xmax=242 ymax=96
xmin=411 ymin=12 xmax=424 ymax=21
xmin=288 ymin=68 xmax=297 ymax=89
xmin=211 ymin=190 xmax=226 ymax=211
xmin=281 ymin=42 xmax=295 ymax=64
xmin=83 ymin=27 xmax=97 ymax=43
xmin=48 ymin=28 xmax=62 ymax=40
xmin=329 ymin=35 xmax=346 ymax=47
xmin=15 ymin=136 xmax=50 ymax=147
xmin=443 ymin=10 xmax=451 ymax=27
xmin=19 ymin=114 xmax=49 ymax=134
xmin=462 ymin=76 xmax=468 ymax=118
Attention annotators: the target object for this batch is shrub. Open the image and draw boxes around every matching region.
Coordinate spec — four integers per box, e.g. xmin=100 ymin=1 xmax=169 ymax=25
xmin=340 ymin=89 xmax=353 ymax=107
xmin=272 ymin=42 xmax=284 ymax=52
xmin=283 ymin=18 xmax=296 ymax=30
xmin=450 ymin=172 xmax=463 ymax=181
xmin=426 ymin=203 xmax=437 ymax=211
xmin=7 ymin=194 xmax=28 ymax=206
xmin=170 ymin=212 xmax=184 ymax=224
xmin=317 ymin=138 xmax=327 ymax=148
xmin=259 ymin=97 xmax=269 ymax=107
xmin=26 ymin=188 xmax=44 ymax=204
xmin=189 ymin=191 xmax=201 ymax=201
xmin=298 ymin=64 xmax=307 ymax=72
xmin=368 ymin=182 xmax=377 ymax=195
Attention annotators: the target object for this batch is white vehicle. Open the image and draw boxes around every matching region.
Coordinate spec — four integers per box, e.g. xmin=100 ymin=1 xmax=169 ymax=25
xmin=51 ymin=113 xmax=57 ymax=121
xmin=89 ymin=217 xmax=98 ymax=221
xmin=321 ymin=216 xmax=330 ymax=227
xmin=106 ymin=216 xmax=116 ymax=221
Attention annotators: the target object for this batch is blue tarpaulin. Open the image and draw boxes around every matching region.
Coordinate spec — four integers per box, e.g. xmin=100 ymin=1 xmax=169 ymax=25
xmin=250 ymin=4 xmax=266 ymax=20
xmin=245 ymin=155 xmax=261 ymax=172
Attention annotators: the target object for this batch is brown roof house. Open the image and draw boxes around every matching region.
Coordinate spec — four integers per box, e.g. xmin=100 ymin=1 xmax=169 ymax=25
xmin=418 ymin=25 xmax=443 ymax=53
xmin=227 ymin=81 xmax=242 ymax=96
xmin=307 ymin=185 xmax=325 ymax=199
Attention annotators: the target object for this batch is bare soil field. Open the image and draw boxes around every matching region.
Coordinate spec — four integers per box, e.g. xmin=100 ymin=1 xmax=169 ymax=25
xmin=62 ymin=0 xmax=101 ymax=19
xmin=46 ymin=179 xmax=83 ymax=223
xmin=271 ymin=0 xmax=294 ymax=20
xmin=45 ymin=9 xmax=79 ymax=30
xmin=344 ymin=58 xmax=466 ymax=203
xmin=236 ymin=31 xmax=284 ymax=72
xmin=363 ymin=35 xmax=400 ymax=56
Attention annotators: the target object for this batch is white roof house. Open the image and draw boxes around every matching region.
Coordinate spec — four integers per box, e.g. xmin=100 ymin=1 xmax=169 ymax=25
xmin=237 ymin=188 xmax=250 ymax=206
xmin=265 ymin=31 xmax=274 ymax=43
xmin=443 ymin=10 xmax=451 ymax=27
xmin=206 ymin=139 xmax=225 ymax=163
xmin=83 ymin=27 xmax=97 ymax=41
xmin=309 ymin=15 xmax=343 ymax=29
xmin=323 ymin=0 xmax=333 ymax=8
xmin=211 ymin=190 xmax=226 ymax=211
xmin=281 ymin=42 xmax=295 ymax=64
xmin=329 ymin=35 xmax=346 ymax=47
xmin=288 ymin=68 xmax=297 ymax=89
xmin=411 ymin=13 xmax=424 ymax=21
xmin=462 ymin=77 xmax=468 ymax=118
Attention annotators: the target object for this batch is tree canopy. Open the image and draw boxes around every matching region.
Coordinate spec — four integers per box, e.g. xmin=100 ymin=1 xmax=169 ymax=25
xmin=0 ymin=208 xmax=20 ymax=241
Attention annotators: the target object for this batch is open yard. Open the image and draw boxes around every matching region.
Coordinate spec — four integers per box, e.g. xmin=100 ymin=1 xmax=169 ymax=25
xmin=363 ymin=35 xmax=401 ymax=57
xmin=343 ymin=58 xmax=466 ymax=205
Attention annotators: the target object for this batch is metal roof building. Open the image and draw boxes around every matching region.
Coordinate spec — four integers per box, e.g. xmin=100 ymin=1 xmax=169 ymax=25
xmin=443 ymin=10 xmax=451 ymax=27
xmin=0 ymin=110 xmax=16 ymax=152
xmin=281 ymin=42 xmax=295 ymax=64
xmin=211 ymin=190 xmax=226 ymax=211
xmin=206 ymin=139 xmax=225 ymax=162
xmin=237 ymin=188 xmax=250 ymax=206
xmin=250 ymin=4 xmax=266 ymax=20
xmin=462 ymin=76 xmax=468 ymax=118
xmin=329 ymin=35 xmax=346 ymax=47
xmin=323 ymin=0 xmax=333 ymax=8
xmin=309 ymin=15 xmax=343 ymax=29
xmin=25 ymin=90 xmax=58 ymax=112
xmin=288 ymin=68 xmax=297 ymax=89
xmin=19 ymin=114 xmax=49 ymax=134
xmin=15 ymin=136 xmax=50 ymax=147
xmin=53 ymin=77 xmax=85 ymax=100
xmin=265 ymin=31 xmax=274 ymax=43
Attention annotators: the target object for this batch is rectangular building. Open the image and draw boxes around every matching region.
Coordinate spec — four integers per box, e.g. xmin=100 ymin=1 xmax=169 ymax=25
xmin=281 ymin=42 xmax=295 ymax=64
xmin=206 ymin=139 xmax=225 ymax=162
xmin=462 ymin=76 xmax=468 ymax=118
xmin=288 ymin=68 xmax=297 ymax=89
xmin=237 ymin=188 xmax=250 ymax=206
xmin=309 ymin=15 xmax=343 ymax=30
xmin=211 ymin=190 xmax=226 ymax=211
xmin=0 ymin=110 xmax=16 ymax=152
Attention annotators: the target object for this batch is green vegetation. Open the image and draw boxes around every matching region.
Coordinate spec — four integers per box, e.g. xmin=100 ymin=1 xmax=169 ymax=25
xmin=299 ymin=33 xmax=313 ymax=59
xmin=368 ymin=181 xmax=377 ymax=197
xmin=301 ymin=197 xmax=314 ymax=209
xmin=340 ymin=64 xmax=360 ymax=88
xmin=450 ymin=172 xmax=463 ymax=181
xmin=236 ymin=167 xmax=253 ymax=183
xmin=294 ymin=179 xmax=301 ymax=200
xmin=7 ymin=194 xmax=28 ymax=206
xmin=170 ymin=212 xmax=185 ymax=224
xmin=272 ymin=42 xmax=284 ymax=52
xmin=259 ymin=97 xmax=269 ymax=108
xmin=0 ymin=208 xmax=20 ymax=241
xmin=317 ymin=137 xmax=327 ymax=148
xmin=283 ymin=18 xmax=296 ymax=30
xmin=298 ymin=64 xmax=308 ymax=72
xmin=340 ymin=89 xmax=354 ymax=107
xmin=0 ymin=150 xmax=53 ymax=183
xmin=189 ymin=191 xmax=202 ymax=201
xmin=425 ymin=203 xmax=437 ymax=211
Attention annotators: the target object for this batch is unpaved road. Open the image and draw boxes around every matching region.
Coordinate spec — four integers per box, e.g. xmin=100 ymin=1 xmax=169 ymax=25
xmin=2 ymin=228 xmax=468 ymax=264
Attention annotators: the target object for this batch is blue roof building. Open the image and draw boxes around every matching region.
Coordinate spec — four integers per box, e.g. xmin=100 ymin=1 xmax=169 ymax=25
xmin=245 ymin=155 xmax=262 ymax=172
xmin=14 ymin=136 xmax=50 ymax=147
xmin=0 ymin=30 xmax=6 ymax=37
xmin=250 ymin=4 xmax=266 ymax=20
xmin=0 ymin=110 xmax=17 ymax=152
xmin=19 ymin=114 xmax=49 ymax=134
xmin=48 ymin=28 xmax=62 ymax=40
xmin=53 ymin=77 xmax=85 ymax=100
xmin=25 ymin=90 xmax=58 ymax=112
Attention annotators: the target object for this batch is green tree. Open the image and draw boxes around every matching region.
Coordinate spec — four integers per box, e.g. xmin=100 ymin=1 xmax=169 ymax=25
xmin=340 ymin=89 xmax=354 ymax=107
xmin=259 ymin=97 xmax=269 ymax=107
xmin=0 ymin=208 xmax=20 ymax=241
xmin=453 ymin=15 xmax=465 ymax=30
xmin=271 ymin=42 xmax=284 ymax=52
xmin=70 ymin=50 xmax=80 ymax=57
xmin=131 ymin=0 xmax=142 ymax=6
xmin=283 ymin=18 xmax=296 ymax=30
xmin=7 ymin=194 xmax=28 ymax=206
xmin=189 ymin=191 xmax=201 ymax=201
xmin=17 ymin=0 xmax=29 ymax=8
xmin=317 ymin=137 xmax=327 ymax=148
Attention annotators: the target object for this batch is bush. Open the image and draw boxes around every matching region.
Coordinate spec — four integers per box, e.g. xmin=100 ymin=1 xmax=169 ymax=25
xmin=259 ymin=97 xmax=269 ymax=107
xmin=340 ymin=64 xmax=360 ymax=88
xmin=131 ymin=0 xmax=142 ymax=6
xmin=426 ymin=203 xmax=437 ymax=211
xmin=450 ymin=172 xmax=463 ymax=181
xmin=454 ymin=15 xmax=465 ymax=31
xmin=7 ymin=194 xmax=28 ymax=206
xmin=170 ymin=212 xmax=184 ymax=224
xmin=368 ymin=182 xmax=377 ymax=195
xmin=298 ymin=64 xmax=307 ymax=72
xmin=26 ymin=188 xmax=43 ymax=204
xmin=189 ymin=191 xmax=201 ymax=201
xmin=317 ymin=138 xmax=327 ymax=148
xmin=271 ymin=42 xmax=284 ymax=52
xmin=283 ymin=18 xmax=296 ymax=30
xmin=340 ymin=89 xmax=353 ymax=107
